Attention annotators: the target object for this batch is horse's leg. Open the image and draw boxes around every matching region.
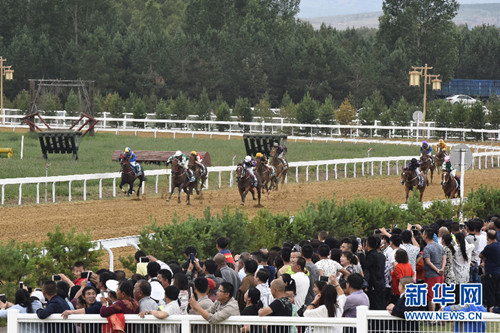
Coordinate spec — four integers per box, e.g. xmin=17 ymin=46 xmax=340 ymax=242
xmin=430 ymin=167 xmax=434 ymax=184
xmin=240 ymin=188 xmax=247 ymax=206
xmin=167 ymin=183 xmax=175 ymax=201
xmin=177 ymin=186 xmax=182 ymax=203
xmin=120 ymin=180 xmax=126 ymax=193
xmin=136 ymin=179 xmax=142 ymax=197
xmin=185 ymin=185 xmax=191 ymax=205
xmin=405 ymin=187 xmax=409 ymax=203
xmin=128 ymin=182 xmax=134 ymax=196
xmin=257 ymin=186 xmax=262 ymax=206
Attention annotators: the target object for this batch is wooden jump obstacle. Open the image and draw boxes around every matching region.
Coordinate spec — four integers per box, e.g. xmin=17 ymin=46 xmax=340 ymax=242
xmin=112 ymin=150 xmax=212 ymax=166
xmin=243 ymin=134 xmax=287 ymax=157
xmin=39 ymin=130 xmax=82 ymax=160
xmin=0 ymin=148 xmax=13 ymax=158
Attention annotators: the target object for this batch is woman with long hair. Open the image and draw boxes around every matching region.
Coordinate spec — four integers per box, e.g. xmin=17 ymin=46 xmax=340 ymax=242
xmin=0 ymin=289 xmax=40 ymax=317
xmin=453 ymin=232 xmax=475 ymax=284
xmin=441 ymin=234 xmax=456 ymax=285
xmin=241 ymin=287 xmax=263 ymax=333
xmin=304 ymin=282 xmax=346 ymax=333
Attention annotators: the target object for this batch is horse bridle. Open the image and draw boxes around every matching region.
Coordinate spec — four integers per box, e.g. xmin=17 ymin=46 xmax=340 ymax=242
xmin=441 ymin=171 xmax=451 ymax=186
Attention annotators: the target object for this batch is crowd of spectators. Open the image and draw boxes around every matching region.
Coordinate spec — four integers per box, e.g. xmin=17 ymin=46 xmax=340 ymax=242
xmin=3 ymin=218 xmax=500 ymax=331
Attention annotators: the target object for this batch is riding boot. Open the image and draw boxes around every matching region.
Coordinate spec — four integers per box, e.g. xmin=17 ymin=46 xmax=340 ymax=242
xmin=418 ymin=175 xmax=424 ymax=187
xmin=187 ymin=169 xmax=195 ymax=182
xmin=252 ymin=176 xmax=258 ymax=188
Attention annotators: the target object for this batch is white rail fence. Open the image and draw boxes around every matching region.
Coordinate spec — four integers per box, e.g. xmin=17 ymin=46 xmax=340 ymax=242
xmin=2 ymin=110 xmax=500 ymax=141
xmin=7 ymin=307 xmax=500 ymax=333
xmin=2 ymin=152 xmax=500 ymax=206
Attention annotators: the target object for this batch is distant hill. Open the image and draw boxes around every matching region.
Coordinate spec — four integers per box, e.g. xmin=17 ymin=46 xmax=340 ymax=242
xmin=304 ymin=3 xmax=500 ymax=30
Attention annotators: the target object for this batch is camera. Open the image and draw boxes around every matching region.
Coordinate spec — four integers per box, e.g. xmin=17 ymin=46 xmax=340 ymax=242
xmin=189 ymin=253 xmax=195 ymax=263
xmin=19 ymin=281 xmax=24 ymax=289
xmin=411 ymin=225 xmax=418 ymax=230
xmin=374 ymin=229 xmax=381 ymax=235
xmin=139 ymin=256 xmax=150 ymax=263
xmin=52 ymin=275 xmax=61 ymax=281
xmin=81 ymin=271 xmax=92 ymax=279
xmin=319 ymin=276 xmax=329 ymax=282
xmin=0 ymin=294 xmax=6 ymax=303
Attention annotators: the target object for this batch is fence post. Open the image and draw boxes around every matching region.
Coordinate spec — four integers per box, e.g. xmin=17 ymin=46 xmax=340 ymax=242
xmin=335 ymin=164 xmax=338 ymax=179
xmin=356 ymin=305 xmax=368 ymax=333
xmin=69 ymin=181 xmax=72 ymax=202
xmin=18 ymin=184 xmax=22 ymax=205
xmin=113 ymin=178 xmax=116 ymax=197
xmin=181 ymin=316 xmax=191 ymax=333
xmin=52 ymin=182 xmax=56 ymax=203
xmin=7 ymin=308 xmax=19 ymax=333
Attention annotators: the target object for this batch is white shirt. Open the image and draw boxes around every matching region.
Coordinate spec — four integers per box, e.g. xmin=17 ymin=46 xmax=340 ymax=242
xmin=256 ymin=283 xmax=274 ymax=308
xmin=303 ymin=294 xmax=347 ymax=333
xmin=315 ymin=259 xmax=342 ymax=277
xmin=291 ymin=271 xmax=310 ymax=309
xmin=453 ymin=242 xmax=475 ymax=284
xmin=400 ymin=243 xmax=421 ymax=273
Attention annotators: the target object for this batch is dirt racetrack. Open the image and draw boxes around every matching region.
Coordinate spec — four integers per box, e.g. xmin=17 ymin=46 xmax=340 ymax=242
xmin=1 ymin=168 xmax=500 ymax=245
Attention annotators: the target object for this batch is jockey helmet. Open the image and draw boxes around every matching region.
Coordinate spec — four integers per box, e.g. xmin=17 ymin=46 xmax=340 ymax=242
xmin=244 ymin=155 xmax=252 ymax=163
xmin=411 ymin=158 xmax=417 ymax=163
xmin=422 ymin=140 xmax=427 ymax=146
xmin=439 ymin=139 xmax=443 ymax=143
xmin=444 ymin=156 xmax=451 ymax=162
xmin=256 ymin=152 xmax=263 ymax=158
xmin=175 ymin=150 xmax=182 ymax=156
xmin=124 ymin=147 xmax=131 ymax=154
xmin=191 ymin=151 xmax=197 ymax=156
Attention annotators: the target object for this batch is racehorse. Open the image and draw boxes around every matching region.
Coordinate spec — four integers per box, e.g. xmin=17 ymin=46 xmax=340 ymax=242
xmin=400 ymin=167 xmax=426 ymax=203
xmin=420 ymin=152 xmax=435 ymax=184
xmin=255 ymin=158 xmax=277 ymax=197
xmin=188 ymin=154 xmax=207 ymax=195
xmin=167 ymin=158 xmax=194 ymax=205
xmin=441 ymin=171 xmax=459 ymax=199
xmin=119 ymin=153 xmax=145 ymax=197
xmin=236 ymin=164 xmax=261 ymax=206
xmin=435 ymin=148 xmax=447 ymax=174
xmin=269 ymin=147 xmax=288 ymax=191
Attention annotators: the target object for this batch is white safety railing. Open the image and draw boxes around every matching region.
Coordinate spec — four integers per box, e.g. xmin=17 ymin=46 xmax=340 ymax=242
xmin=2 ymin=152 xmax=500 ymax=206
xmin=7 ymin=306 xmax=500 ymax=333
xmin=2 ymin=110 xmax=500 ymax=141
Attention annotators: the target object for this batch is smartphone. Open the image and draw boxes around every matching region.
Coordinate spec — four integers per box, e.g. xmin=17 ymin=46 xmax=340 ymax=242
xmin=81 ymin=271 xmax=92 ymax=279
xmin=52 ymin=275 xmax=61 ymax=281
xmin=139 ymin=256 xmax=150 ymax=263
xmin=190 ymin=286 xmax=197 ymax=300
xmin=27 ymin=287 xmax=33 ymax=294
xmin=411 ymin=225 xmax=418 ymax=230
xmin=0 ymin=294 xmax=6 ymax=303
xmin=319 ymin=276 xmax=329 ymax=282
xmin=189 ymin=253 xmax=195 ymax=263
xmin=19 ymin=281 xmax=24 ymax=289
xmin=374 ymin=229 xmax=381 ymax=234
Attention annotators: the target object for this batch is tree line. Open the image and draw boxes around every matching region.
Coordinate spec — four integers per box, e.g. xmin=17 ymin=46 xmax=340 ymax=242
xmin=1 ymin=0 xmax=500 ymax=124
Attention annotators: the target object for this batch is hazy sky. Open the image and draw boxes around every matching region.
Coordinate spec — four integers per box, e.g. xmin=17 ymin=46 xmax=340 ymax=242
xmin=298 ymin=0 xmax=500 ymax=18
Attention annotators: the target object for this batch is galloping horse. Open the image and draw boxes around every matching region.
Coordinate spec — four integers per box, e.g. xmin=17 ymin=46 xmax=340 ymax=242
xmin=119 ymin=153 xmax=146 ymax=197
xmin=441 ymin=171 xmax=459 ymax=199
xmin=167 ymin=158 xmax=194 ymax=205
xmin=255 ymin=159 xmax=277 ymax=197
xmin=236 ymin=164 xmax=261 ymax=206
xmin=434 ymin=148 xmax=447 ymax=174
xmin=420 ymin=152 xmax=435 ymax=184
xmin=188 ymin=155 xmax=207 ymax=195
xmin=269 ymin=147 xmax=288 ymax=191
xmin=401 ymin=167 xmax=426 ymax=203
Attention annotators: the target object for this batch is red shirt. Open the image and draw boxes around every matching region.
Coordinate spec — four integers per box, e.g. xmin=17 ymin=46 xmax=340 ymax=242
xmin=391 ymin=263 xmax=414 ymax=295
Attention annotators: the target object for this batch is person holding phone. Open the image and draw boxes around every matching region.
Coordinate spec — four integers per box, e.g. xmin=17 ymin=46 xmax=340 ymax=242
xmin=0 ymin=289 xmax=42 ymax=317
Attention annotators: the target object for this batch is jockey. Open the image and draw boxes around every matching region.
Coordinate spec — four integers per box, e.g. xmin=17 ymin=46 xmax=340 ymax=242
xmin=273 ymin=142 xmax=288 ymax=168
xmin=190 ymin=151 xmax=207 ymax=176
xmin=436 ymin=139 xmax=449 ymax=154
xmin=443 ymin=155 xmax=460 ymax=187
xmin=407 ymin=158 xmax=424 ymax=187
xmin=167 ymin=150 xmax=195 ymax=182
xmin=243 ymin=155 xmax=258 ymax=187
xmin=124 ymin=147 xmax=141 ymax=175
xmin=420 ymin=140 xmax=434 ymax=164
xmin=255 ymin=152 xmax=268 ymax=165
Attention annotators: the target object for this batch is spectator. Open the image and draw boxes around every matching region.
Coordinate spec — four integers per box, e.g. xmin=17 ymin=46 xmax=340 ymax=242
xmin=313 ymin=280 xmax=327 ymax=298
xmin=452 ymin=232 xmax=474 ymax=287
xmin=217 ymin=237 xmax=235 ymax=264
xmin=277 ymin=247 xmax=292 ymax=277
xmin=173 ymin=272 xmax=190 ymax=314
xmin=315 ymin=244 xmax=345 ymax=278
xmin=204 ymin=259 xmax=224 ymax=301
xmin=343 ymin=273 xmax=370 ymax=318
xmin=157 ymin=269 xmax=172 ymax=288
xmin=241 ymin=287 xmax=263 ymax=333
xmin=135 ymin=250 xmax=149 ymax=276
xmin=189 ymin=281 xmax=240 ymax=326
xmin=255 ymin=269 xmax=274 ymax=308
xmin=140 ymin=285 xmax=181 ymax=318
xmin=189 ymin=277 xmax=214 ymax=313
xmin=62 ymin=286 xmax=101 ymax=318
xmin=441 ymin=234 xmax=457 ymax=285
xmin=258 ymin=279 xmax=293 ymax=333
xmin=466 ymin=219 xmax=486 ymax=283
xmin=100 ymin=280 xmax=139 ymax=316
xmin=114 ymin=270 xmax=126 ymax=283
xmin=480 ymin=230 xmax=500 ymax=309
xmin=400 ymin=230 xmax=421 ymax=273
xmin=146 ymin=261 xmax=161 ymax=280
xmin=134 ymin=280 xmax=158 ymax=312
xmin=338 ymin=251 xmax=359 ymax=285
xmin=0 ymin=289 xmax=41 ymax=317
xmin=422 ymin=228 xmax=445 ymax=312
xmin=236 ymin=252 xmax=252 ymax=281
xmin=301 ymin=244 xmax=320 ymax=305
xmin=215 ymin=253 xmax=240 ymax=297
xmin=318 ymin=231 xmax=328 ymax=243
xmin=261 ymin=251 xmax=276 ymax=285
xmin=304 ymin=282 xmax=346 ymax=333
xmin=56 ymin=281 xmax=75 ymax=310
xmin=37 ymin=281 xmax=71 ymax=318
xmin=237 ymin=259 xmax=257 ymax=312
xmin=290 ymin=256 xmax=309 ymax=309
xmin=386 ymin=276 xmax=423 ymax=332
xmin=390 ymin=249 xmax=415 ymax=304
xmin=360 ymin=236 xmax=386 ymax=310
xmin=182 ymin=245 xmax=198 ymax=272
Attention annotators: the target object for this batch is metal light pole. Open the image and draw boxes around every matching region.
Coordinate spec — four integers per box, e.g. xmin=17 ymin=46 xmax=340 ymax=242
xmin=0 ymin=56 xmax=14 ymax=125
xmin=409 ymin=64 xmax=441 ymax=139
